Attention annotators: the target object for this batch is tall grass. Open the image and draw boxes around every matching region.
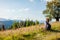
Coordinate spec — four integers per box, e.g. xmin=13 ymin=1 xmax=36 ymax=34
xmin=0 ymin=22 xmax=60 ymax=40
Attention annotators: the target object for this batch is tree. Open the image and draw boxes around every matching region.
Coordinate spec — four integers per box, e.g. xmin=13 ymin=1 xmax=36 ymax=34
xmin=43 ymin=0 xmax=60 ymax=21
xmin=11 ymin=21 xmax=19 ymax=29
xmin=35 ymin=20 xmax=39 ymax=25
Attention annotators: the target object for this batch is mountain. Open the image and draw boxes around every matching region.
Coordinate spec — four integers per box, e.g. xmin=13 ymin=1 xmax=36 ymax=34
xmin=0 ymin=18 xmax=8 ymax=21
xmin=0 ymin=21 xmax=13 ymax=29
xmin=0 ymin=18 xmax=22 ymax=29
xmin=0 ymin=18 xmax=14 ymax=29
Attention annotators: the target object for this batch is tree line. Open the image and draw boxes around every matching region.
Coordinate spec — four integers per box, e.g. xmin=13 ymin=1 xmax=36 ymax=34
xmin=10 ymin=20 xmax=39 ymax=29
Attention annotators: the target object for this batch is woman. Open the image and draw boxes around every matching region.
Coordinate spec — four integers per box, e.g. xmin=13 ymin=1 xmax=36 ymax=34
xmin=45 ymin=17 xmax=51 ymax=30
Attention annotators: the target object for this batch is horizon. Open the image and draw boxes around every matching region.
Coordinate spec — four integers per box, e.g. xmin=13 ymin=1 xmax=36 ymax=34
xmin=0 ymin=0 xmax=51 ymax=21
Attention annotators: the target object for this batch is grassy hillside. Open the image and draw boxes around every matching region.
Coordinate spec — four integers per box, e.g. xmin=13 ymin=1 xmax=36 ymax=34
xmin=0 ymin=22 xmax=60 ymax=40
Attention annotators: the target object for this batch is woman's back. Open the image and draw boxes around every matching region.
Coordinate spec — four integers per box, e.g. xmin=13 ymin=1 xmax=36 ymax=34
xmin=45 ymin=17 xmax=51 ymax=30
xmin=46 ymin=21 xmax=51 ymax=30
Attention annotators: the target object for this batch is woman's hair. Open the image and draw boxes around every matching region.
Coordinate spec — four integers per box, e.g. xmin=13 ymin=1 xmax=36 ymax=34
xmin=46 ymin=17 xmax=50 ymax=22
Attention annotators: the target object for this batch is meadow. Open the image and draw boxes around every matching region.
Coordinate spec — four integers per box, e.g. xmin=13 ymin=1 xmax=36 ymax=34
xmin=0 ymin=22 xmax=60 ymax=40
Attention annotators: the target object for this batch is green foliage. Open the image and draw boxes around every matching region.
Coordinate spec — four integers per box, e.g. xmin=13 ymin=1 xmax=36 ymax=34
xmin=11 ymin=21 xmax=19 ymax=29
xmin=11 ymin=20 xmax=39 ymax=29
xmin=25 ymin=20 xmax=35 ymax=27
xmin=35 ymin=20 xmax=39 ymax=25
xmin=43 ymin=0 xmax=60 ymax=21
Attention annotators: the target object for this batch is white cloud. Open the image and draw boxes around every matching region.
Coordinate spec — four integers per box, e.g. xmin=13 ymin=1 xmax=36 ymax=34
xmin=19 ymin=8 xmax=30 ymax=12
xmin=45 ymin=0 xmax=53 ymax=2
xmin=0 ymin=8 xmax=30 ymax=19
xmin=0 ymin=8 xmax=30 ymax=13
xmin=24 ymin=8 xmax=30 ymax=11
xmin=29 ymin=0 xmax=34 ymax=2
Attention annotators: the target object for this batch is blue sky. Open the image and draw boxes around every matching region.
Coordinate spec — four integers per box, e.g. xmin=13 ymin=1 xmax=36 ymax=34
xmin=0 ymin=0 xmax=51 ymax=21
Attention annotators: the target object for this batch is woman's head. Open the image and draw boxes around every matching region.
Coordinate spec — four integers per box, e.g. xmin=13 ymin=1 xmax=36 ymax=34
xmin=46 ymin=17 xmax=50 ymax=22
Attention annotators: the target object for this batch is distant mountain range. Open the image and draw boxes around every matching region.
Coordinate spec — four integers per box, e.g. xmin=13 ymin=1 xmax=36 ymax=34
xmin=0 ymin=18 xmax=13 ymax=29
xmin=0 ymin=18 xmax=21 ymax=29
xmin=0 ymin=18 xmax=8 ymax=21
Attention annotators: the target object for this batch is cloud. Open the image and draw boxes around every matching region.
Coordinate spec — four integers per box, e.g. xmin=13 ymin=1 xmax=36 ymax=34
xmin=19 ymin=8 xmax=30 ymax=12
xmin=2 ymin=8 xmax=30 ymax=13
xmin=45 ymin=0 xmax=52 ymax=2
xmin=24 ymin=8 xmax=30 ymax=11
xmin=0 ymin=8 xmax=30 ymax=19
xmin=29 ymin=0 xmax=34 ymax=2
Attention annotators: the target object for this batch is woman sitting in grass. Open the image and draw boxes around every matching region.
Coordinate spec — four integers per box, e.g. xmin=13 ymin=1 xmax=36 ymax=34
xmin=45 ymin=17 xmax=51 ymax=30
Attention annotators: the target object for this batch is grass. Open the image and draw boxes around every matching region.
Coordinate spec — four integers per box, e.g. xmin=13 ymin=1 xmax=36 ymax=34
xmin=0 ymin=22 xmax=60 ymax=40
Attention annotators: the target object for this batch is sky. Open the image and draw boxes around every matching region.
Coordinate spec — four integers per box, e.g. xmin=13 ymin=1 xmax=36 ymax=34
xmin=0 ymin=0 xmax=51 ymax=21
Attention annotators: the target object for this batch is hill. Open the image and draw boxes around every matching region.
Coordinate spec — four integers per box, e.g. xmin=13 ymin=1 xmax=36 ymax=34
xmin=0 ymin=18 xmax=22 ymax=29
xmin=0 ymin=22 xmax=60 ymax=40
